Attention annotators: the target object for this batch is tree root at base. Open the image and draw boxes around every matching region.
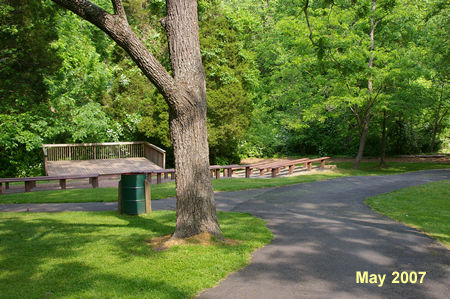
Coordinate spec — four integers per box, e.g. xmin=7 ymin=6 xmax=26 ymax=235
xmin=147 ymin=232 xmax=240 ymax=251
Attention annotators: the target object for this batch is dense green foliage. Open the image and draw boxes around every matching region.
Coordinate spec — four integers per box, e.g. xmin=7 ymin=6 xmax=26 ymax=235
xmin=366 ymin=180 xmax=450 ymax=247
xmin=1 ymin=0 xmax=448 ymax=176
xmin=0 ymin=211 xmax=273 ymax=298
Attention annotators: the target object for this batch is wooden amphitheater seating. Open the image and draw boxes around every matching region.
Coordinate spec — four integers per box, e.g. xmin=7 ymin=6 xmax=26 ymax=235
xmin=0 ymin=174 xmax=99 ymax=194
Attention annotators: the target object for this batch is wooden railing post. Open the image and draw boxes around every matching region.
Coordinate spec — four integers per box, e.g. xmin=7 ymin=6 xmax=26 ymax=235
xmin=42 ymin=147 xmax=48 ymax=175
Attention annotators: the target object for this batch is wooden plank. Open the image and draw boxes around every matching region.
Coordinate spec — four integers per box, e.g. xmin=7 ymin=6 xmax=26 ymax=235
xmin=157 ymin=173 xmax=162 ymax=184
xmin=145 ymin=180 xmax=151 ymax=213
xmin=245 ymin=166 xmax=251 ymax=178
xmin=118 ymin=180 xmax=122 ymax=215
xmin=25 ymin=181 xmax=33 ymax=192
xmin=59 ymin=179 xmax=66 ymax=189
xmin=271 ymin=168 xmax=277 ymax=178
xmin=289 ymin=165 xmax=294 ymax=174
xmin=45 ymin=157 xmax=163 ymax=176
xmin=91 ymin=177 xmax=99 ymax=188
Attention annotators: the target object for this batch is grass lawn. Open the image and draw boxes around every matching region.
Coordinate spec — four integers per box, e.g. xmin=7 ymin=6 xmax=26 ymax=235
xmin=0 ymin=211 xmax=272 ymax=298
xmin=0 ymin=162 xmax=448 ymax=204
xmin=334 ymin=161 xmax=450 ymax=174
xmin=366 ymin=180 xmax=450 ymax=248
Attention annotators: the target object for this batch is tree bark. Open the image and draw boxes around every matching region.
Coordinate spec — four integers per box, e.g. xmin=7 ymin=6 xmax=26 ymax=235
xmin=354 ymin=114 xmax=369 ymax=169
xmin=165 ymin=0 xmax=221 ymax=239
xmin=51 ymin=0 xmax=221 ymax=239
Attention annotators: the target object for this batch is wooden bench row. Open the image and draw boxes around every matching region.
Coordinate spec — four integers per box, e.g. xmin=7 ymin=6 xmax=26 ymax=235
xmin=146 ymin=165 xmax=250 ymax=183
xmin=0 ymin=174 xmax=99 ymax=194
xmin=0 ymin=157 xmax=332 ymax=192
xmin=210 ymin=165 xmax=252 ymax=179
xmin=255 ymin=157 xmax=331 ymax=177
xmin=144 ymin=165 xmax=251 ymax=184
xmin=209 ymin=157 xmax=331 ymax=179
xmin=146 ymin=169 xmax=176 ymax=184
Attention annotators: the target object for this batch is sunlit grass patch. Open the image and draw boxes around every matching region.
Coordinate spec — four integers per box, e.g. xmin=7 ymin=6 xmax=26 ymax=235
xmin=0 ymin=211 xmax=272 ymax=298
xmin=334 ymin=161 xmax=450 ymax=175
xmin=366 ymin=180 xmax=450 ymax=247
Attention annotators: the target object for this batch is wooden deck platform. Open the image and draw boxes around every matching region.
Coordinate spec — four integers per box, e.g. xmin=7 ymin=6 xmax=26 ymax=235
xmin=46 ymin=158 xmax=163 ymax=176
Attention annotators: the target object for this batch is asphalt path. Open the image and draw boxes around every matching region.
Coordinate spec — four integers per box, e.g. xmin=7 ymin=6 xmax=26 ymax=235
xmin=1 ymin=170 xmax=449 ymax=298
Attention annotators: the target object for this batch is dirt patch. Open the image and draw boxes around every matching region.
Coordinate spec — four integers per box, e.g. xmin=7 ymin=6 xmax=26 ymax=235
xmin=147 ymin=232 xmax=240 ymax=251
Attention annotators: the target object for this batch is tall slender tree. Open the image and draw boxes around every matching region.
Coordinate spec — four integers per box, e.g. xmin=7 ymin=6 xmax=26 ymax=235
xmin=49 ymin=0 xmax=221 ymax=239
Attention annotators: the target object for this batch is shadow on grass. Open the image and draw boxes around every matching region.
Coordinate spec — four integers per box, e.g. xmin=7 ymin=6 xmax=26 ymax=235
xmin=0 ymin=211 xmax=273 ymax=298
xmin=0 ymin=212 xmax=189 ymax=298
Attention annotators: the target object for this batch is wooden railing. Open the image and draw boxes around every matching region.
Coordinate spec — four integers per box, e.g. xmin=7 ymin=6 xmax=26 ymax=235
xmin=143 ymin=142 xmax=166 ymax=169
xmin=42 ymin=142 xmax=166 ymax=172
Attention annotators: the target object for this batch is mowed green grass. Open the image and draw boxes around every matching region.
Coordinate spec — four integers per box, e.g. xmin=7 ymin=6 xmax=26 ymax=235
xmin=335 ymin=161 xmax=450 ymax=174
xmin=0 ymin=211 xmax=272 ymax=298
xmin=366 ymin=180 xmax=450 ymax=247
xmin=1 ymin=162 xmax=448 ymax=204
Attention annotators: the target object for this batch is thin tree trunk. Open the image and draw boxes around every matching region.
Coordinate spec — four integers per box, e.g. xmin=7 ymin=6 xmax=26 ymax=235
xmin=430 ymin=84 xmax=444 ymax=152
xmin=380 ymin=109 xmax=387 ymax=167
xmin=354 ymin=116 xmax=369 ymax=169
xmin=353 ymin=0 xmax=377 ymax=170
xmin=51 ymin=0 xmax=222 ymax=239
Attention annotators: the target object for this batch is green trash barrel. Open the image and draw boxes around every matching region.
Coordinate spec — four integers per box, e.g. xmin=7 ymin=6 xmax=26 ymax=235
xmin=120 ymin=174 xmax=146 ymax=215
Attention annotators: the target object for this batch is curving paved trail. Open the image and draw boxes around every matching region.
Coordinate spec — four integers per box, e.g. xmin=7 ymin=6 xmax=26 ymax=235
xmin=199 ymin=170 xmax=450 ymax=299
xmin=1 ymin=170 xmax=449 ymax=298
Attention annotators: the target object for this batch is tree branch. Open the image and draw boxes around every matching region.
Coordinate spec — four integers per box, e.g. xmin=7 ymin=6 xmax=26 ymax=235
xmin=327 ymin=1 xmax=334 ymax=22
xmin=111 ymin=0 xmax=126 ymax=19
xmin=51 ymin=0 xmax=112 ymax=29
xmin=51 ymin=0 xmax=176 ymax=105
xmin=438 ymin=107 xmax=449 ymax=124
xmin=349 ymin=104 xmax=363 ymax=134
xmin=327 ymin=49 xmax=353 ymax=95
xmin=303 ymin=0 xmax=317 ymax=47
xmin=370 ymin=84 xmax=384 ymax=106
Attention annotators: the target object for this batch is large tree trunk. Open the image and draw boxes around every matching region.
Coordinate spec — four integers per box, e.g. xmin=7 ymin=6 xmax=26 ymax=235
xmin=165 ymin=0 xmax=221 ymax=238
xmin=170 ymin=101 xmax=221 ymax=238
xmin=51 ymin=0 xmax=222 ymax=239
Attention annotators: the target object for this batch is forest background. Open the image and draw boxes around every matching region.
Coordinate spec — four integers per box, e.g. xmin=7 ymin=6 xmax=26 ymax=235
xmin=1 ymin=0 xmax=448 ymax=177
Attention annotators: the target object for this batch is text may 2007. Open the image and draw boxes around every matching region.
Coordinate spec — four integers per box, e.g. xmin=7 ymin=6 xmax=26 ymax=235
xmin=355 ymin=271 xmax=426 ymax=287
